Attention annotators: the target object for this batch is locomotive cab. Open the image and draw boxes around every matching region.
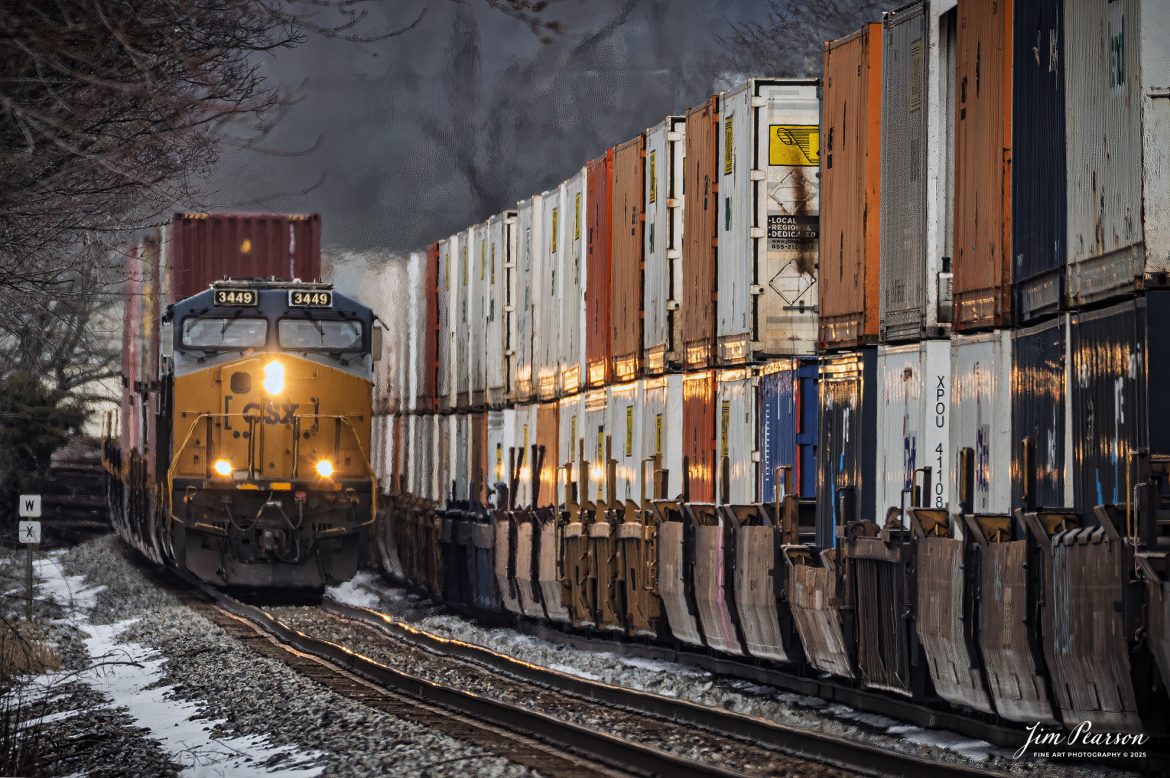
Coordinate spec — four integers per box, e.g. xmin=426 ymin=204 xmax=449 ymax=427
xmin=162 ymin=280 xmax=377 ymax=591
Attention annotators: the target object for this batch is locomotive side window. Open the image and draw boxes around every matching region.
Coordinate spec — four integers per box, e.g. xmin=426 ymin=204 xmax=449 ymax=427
xmin=278 ymin=319 xmax=363 ymax=351
xmin=182 ymin=317 xmax=268 ymax=348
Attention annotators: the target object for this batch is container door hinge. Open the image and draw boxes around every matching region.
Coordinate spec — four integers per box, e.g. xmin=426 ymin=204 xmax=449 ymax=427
xmin=666 ymin=131 xmax=683 ymax=142
xmin=751 ymin=96 xmax=767 ymax=108
xmin=750 ymin=450 xmax=761 ymax=462
xmin=666 ymin=299 xmax=680 ymax=311
xmin=749 ymin=228 xmax=766 ymax=240
xmin=749 ymin=285 xmax=765 ymax=296
xmin=750 ymin=169 xmax=766 ymax=181
xmin=667 ymin=249 xmax=682 ymax=260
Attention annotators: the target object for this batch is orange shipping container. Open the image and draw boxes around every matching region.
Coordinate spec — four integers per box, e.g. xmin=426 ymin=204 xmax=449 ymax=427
xmin=536 ymin=402 xmax=560 ymax=508
xmin=470 ymin=412 xmax=488 ymax=503
xmin=611 ymin=135 xmax=645 ymax=383
xmin=953 ymin=0 xmax=1012 ymax=330
xmin=420 ymin=242 xmax=440 ymax=412
xmin=682 ymin=98 xmax=719 ymax=369
xmin=682 ymin=371 xmax=716 ymax=502
xmin=586 ymin=151 xmax=614 ymax=387
xmin=819 ymin=24 xmax=883 ymax=350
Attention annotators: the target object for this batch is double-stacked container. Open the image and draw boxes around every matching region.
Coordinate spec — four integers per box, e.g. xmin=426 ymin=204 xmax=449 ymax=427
xmin=485 ymin=213 xmax=516 ymax=408
xmin=643 ymin=117 xmax=686 ymax=374
xmin=641 ymin=375 xmax=685 ymax=499
xmin=611 ymin=137 xmax=645 ymax=383
xmin=512 ymin=196 xmax=542 ymax=402
xmin=681 ymin=97 xmax=720 ymax=369
xmin=562 ymin=170 xmax=588 ymax=396
xmin=538 ymin=186 xmax=565 ymax=401
xmin=714 ymin=368 xmax=757 ymax=504
xmin=467 ymin=223 xmax=487 ymax=407
xmin=716 ymin=79 xmax=820 ymax=364
xmin=586 ymin=152 xmax=614 ymax=387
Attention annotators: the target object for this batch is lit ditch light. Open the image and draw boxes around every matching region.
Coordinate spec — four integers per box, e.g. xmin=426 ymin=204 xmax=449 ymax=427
xmin=263 ymin=360 xmax=285 ymax=395
xmin=213 ymin=459 xmax=233 ymax=477
xmin=315 ymin=459 xmax=334 ymax=478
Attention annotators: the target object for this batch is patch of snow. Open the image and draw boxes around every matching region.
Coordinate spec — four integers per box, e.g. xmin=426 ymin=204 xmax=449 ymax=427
xmin=326 ymin=572 xmax=381 ymax=609
xmin=34 ymin=557 xmax=105 ymax=615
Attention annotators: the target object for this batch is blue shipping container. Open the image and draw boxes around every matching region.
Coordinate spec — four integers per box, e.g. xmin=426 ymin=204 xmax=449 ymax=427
xmin=1011 ymin=315 xmax=1071 ymax=510
xmin=758 ymin=358 xmax=818 ymax=502
xmin=816 ymin=348 xmax=877 ymax=547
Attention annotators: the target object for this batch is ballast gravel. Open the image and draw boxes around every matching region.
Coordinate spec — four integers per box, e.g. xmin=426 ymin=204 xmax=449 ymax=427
xmin=24 ymin=536 xmax=539 ymax=777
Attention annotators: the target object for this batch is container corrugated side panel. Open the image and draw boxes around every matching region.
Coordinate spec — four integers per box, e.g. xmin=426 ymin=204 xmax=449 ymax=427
xmin=875 ymin=340 xmax=952 ymax=519
xmin=1011 ymin=0 xmax=1065 ymax=324
xmin=421 ymin=243 xmax=440 ymax=412
xmin=168 ymin=212 xmax=321 ymax=301
xmin=455 ymin=229 xmax=471 ymax=408
xmin=718 ymin=79 xmax=820 ymax=363
xmin=682 ymin=370 xmax=717 ymax=502
xmin=611 ymin=136 xmax=645 ymax=382
xmin=437 ymin=239 xmax=451 ymax=407
xmin=485 ymin=214 xmax=507 ymax=406
xmin=586 ymin=152 xmax=614 ymax=387
xmin=468 ymin=223 xmax=488 ymax=405
xmin=1070 ymin=299 xmax=1148 ymax=517
xmin=1064 ymin=0 xmax=1170 ymax=305
xmin=513 ymin=197 xmax=542 ymax=402
xmin=948 ymin=330 xmax=1012 ymax=516
xmin=582 ymin=389 xmax=609 ymax=503
xmin=643 ymin=117 xmax=686 ymax=374
xmin=879 ymin=1 xmax=956 ymax=342
xmin=487 ymin=409 xmax=515 ymax=492
xmin=682 ymin=98 xmax=720 ymax=368
xmin=817 ymin=348 xmax=878 ymax=546
xmin=820 ymin=25 xmax=884 ymax=350
xmin=513 ymin=405 xmax=537 ymax=508
xmin=952 ymin=0 xmax=1012 ymax=332
xmin=714 ymin=368 xmax=757 ymax=504
xmin=537 ymin=186 xmax=565 ymax=401
xmin=470 ymin=412 xmax=488 ymax=502
xmin=558 ymin=394 xmax=585 ymax=506
xmin=642 ymin=374 xmax=685 ymax=500
xmin=406 ymin=251 xmax=425 ymax=413
xmin=758 ymin=357 xmax=818 ymax=501
xmin=562 ymin=170 xmax=587 ymax=395
xmin=536 ymin=401 xmax=560 ymax=509
xmin=454 ymin=414 xmax=471 ymax=501
xmin=1010 ymin=315 xmax=1073 ymax=509
xmin=608 ymin=382 xmax=644 ymax=503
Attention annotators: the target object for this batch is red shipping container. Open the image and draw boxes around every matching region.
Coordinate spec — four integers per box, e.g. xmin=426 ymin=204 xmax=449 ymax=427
xmin=682 ymin=98 xmax=719 ymax=369
xmin=168 ymin=212 xmax=322 ymax=301
xmin=586 ymin=151 xmax=614 ymax=388
xmin=682 ymin=371 xmax=716 ymax=502
xmin=611 ymin=135 xmax=645 ymax=383
xmin=420 ymin=242 xmax=441 ymax=412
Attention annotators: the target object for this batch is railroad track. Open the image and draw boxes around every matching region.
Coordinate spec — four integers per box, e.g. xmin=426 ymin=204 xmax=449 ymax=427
xmin=315 ymin=597 xmax=1012 ymax=778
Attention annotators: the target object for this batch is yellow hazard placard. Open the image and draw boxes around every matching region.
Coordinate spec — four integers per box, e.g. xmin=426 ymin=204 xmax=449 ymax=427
xmin=720 ymin=401 xmax=730 ymax=458
xmin=769 ymin=125 xmax=820 ymax=166
xmin=574 ymin=193 xmax=582 ymax=241
xmin=724 ymin=116 xmax=734 ymax=175
xmin=551 ymin=207 xmax=559 ymax=254
xmin=625 ymin=406 xmax=633 ymax=457
xmin=648 ymin=150 xmax=657 ymax=204
xmin=655 ymin=414 xmax=663 ymax=456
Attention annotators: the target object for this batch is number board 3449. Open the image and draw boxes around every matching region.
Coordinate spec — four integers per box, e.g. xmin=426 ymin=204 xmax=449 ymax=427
xmin=214 ymin=288 xmax=257 ymax=306
xmin=289 ymin=290 xmax=333 ymax=308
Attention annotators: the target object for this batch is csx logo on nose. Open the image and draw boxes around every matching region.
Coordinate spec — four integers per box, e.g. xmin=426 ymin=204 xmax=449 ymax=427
xmin=243 ymin=401 xmax=299 ymax=424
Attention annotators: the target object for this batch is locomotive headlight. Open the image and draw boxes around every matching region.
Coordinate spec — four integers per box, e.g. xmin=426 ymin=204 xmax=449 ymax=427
xmin=315 ymin=459 xmax=334 ymax=478
xmin=213 ymin=459 xmax=233 ymax=477
xmin=262 ymin=360 xmax=285 ymax=395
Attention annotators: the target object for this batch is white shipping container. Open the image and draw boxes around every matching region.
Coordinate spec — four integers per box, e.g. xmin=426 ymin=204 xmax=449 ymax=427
xmin=644 ymin=117 xmax=686 ymax=374
xmin=562 ymin=169 xmax=588 ymax=395
xmin=453 ymin=413 xmax=471 ymax=501
xmin=485 ymin=213 xmax=515 ymax=406
xmin=717 ymin=79 xmax=820 ymax=363
xmin=370 ymin=413 xmax=384 ymax=486
xmin=512 ymin=404 xmax=538 ymax=508
xmin=440 ymin=235 xmax=462 ymax=409
xmin=437 ymin=414 xmax=453 ymax=504
xmin=512 ymin=197 xmax=542 ymax=401
xmin=714 ymin=368 xmax=758 ymax=504
xmin=641 ymin=375 xmax=685 ymax=500
xmin=456 ymin=229 xmax=472 ymax=405
xmin=537 ymin=186 xmax=565 ymax=401
xmin=486 ymin=409 xmax=516 ymax=497
xmin=468 ymin=223 xmax=487 ymax=404
xmin=558 ymin=393 xmax=585 ymax=505
xmin=607 ymin=381 xmax=643 ymax=504
xmin=1065 ymin=0 xmax=1170 ymax=305
xmin=409 ymin=414 xmax=438 ymax=501
xmin=582 ymin=388 xmax=609 ymax=504
xmin=879 ymin=0 xmax=957 ymax=342
xmin=948 ymin=330 xmax=1012 ymax=520
xmin=875 ymin=341 xmax=952 ymax=521
xmin=406 ymin=251 xmax=427 ymax=413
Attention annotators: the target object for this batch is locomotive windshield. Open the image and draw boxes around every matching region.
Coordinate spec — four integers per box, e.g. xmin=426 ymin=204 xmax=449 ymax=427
xmin=278 ymin=319 xmax=363 ymax=351
xmin=182 ymin=317 xmax=267 ymax=349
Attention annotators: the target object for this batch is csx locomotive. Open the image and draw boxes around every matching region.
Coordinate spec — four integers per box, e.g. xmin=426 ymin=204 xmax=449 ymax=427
xmin=108 ymin=278 xmax=379 ymax=591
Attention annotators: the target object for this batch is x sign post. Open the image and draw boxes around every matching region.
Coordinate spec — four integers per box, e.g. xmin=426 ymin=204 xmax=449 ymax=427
xmin=18 ymin=495 xmax=41 ymax=621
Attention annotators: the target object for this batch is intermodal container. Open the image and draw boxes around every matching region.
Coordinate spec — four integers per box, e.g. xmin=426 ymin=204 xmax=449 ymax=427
xmin=468 ymin=223 xmax=487 ymax=406
xmin=641 ymin=374 xmax=685 ymax=500
xmin=611 ymin=136 xmax=645 ymax=382
xmin=1065 ymin=1 xmax=1170 ymax=307
xmin=717 ymin=79 xmax=820 ymax=364
xmin=404 ymin=251 xmax=427 ymax=413
xmin=437 ymin=414 xmax=452 ymax=503
xmin=682 ymin=97 xmax=720 ymax=369
xmin=538 ymin=185 xmax=565 ymax=401
xmin=167 ymin=212 xmax=321 ymax=301
xmin=437 ymin=238 xmax=452 ymax=408
xmin=682 ymin=370 xmax=717 ymax=502
xmin=608 ymin=381 xmax=643 ymax=503
xmin=879 ymin=1 xmax=958 ymax=342
xmin=1069 ymin=295 xmax=1170 ymax=516
xmin=486 ymin=408 xmax=516 ymax=493
xmin=455 ymin=229 xmax=471 ymax=408
xmin=485 ymin=213 xmax=516 ymax=408
xmin=1010 ymin=315 xmax=1073 ymax=510
xmin=558 ymin=394 xmax=585 ymax=505
xmin=817 ymin=348 xmax=878 ymax=547
xmin=952 ymin=0 xmax=1013 ymax=331
xmin=512 ymin=196 xmax=542 ymax=402
xmin=470 ymin=411 xmax=488 ymax=502
xmin=714 ymin=368 xmax=757 ymax=504
xmin=758 ymin=357 xmax=818 ymax=502
xmin=948 ymin=330 xmax=1012 ymax=517
xmin=582 ymin=388 xmax=609 ymax=503
xmin=875 ymin=341 xmax=951 ymax=520
xmin=820 ymin=24 xmax=883 ymax=350
xmin=536 ymin=401 xmax=560 ymax=509
xmin=1011 ymin=0 xmax=1065 ymax=324
xmin=586 ymin=151 xmax=614 ymax=387
xmin=562 ymin=169 xmax=588 ymax=396
xmin=453 ymin=414 xmax=471 ymax=501
xmin=643 ymin=117 xmax=686 ymax=374
xmin=421 ymin=243 xmax=440 ymax=412
xmin=512 ymin=404 xmax=538 ymax=508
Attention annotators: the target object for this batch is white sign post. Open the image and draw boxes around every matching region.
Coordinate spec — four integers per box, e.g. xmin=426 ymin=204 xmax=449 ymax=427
xmin=17 ymin=495 xmax=41 ymax=621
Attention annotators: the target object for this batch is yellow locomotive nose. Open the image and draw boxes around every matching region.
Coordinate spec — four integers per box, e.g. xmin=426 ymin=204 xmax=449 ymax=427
xmin=262 ymin=360 xmax=285 ymax=395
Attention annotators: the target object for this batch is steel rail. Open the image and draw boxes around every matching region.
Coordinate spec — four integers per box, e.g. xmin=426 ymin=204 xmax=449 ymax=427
xmin=324 ymin=597 xmax=1014 ymax=778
